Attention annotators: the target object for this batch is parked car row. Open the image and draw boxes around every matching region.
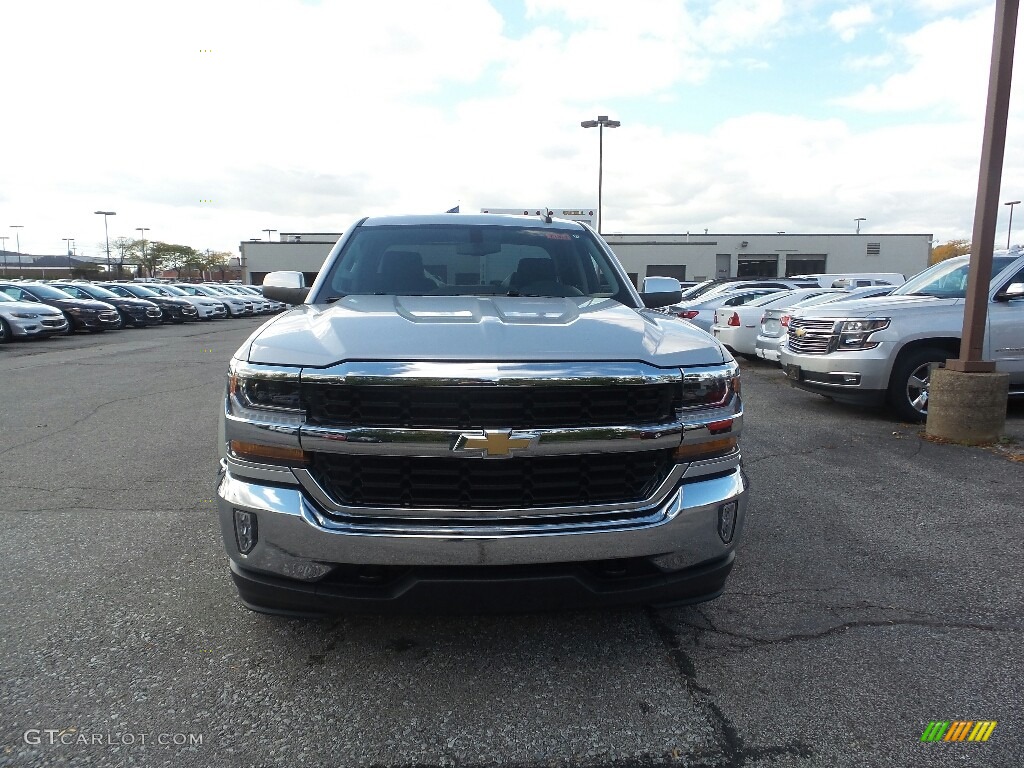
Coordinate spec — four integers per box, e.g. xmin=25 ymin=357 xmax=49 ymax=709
xmin=0 ymin=280 xmax=281 ymax=343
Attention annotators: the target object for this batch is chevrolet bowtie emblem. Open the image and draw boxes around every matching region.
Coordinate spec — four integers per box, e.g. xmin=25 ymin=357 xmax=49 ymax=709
xmin=454 ymin=430 xmax=536 ymax=458
xmin=795 ymin=327 xmax=806 ymax=337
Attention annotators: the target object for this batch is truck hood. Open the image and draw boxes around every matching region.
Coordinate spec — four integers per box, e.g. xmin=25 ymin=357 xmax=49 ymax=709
xmin=794 ymin=294 xmax=962 ymax=319
xmin=241 ymin=296 xmax=727 ymax=368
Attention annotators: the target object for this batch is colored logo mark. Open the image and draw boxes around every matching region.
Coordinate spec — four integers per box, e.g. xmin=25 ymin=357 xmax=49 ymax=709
xmin=921 ymin=721 xmax=997 ymax=742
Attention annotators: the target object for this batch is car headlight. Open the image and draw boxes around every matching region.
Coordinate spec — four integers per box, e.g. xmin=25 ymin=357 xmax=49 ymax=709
xmin=838 ymin=318 xmax=889 ymax=350
xmin=12 ymin=312 xmax=39 ymax=318
xmin=228 ymin=361 xmax=305 ymax=416
xmin=226 ymin=361 xmax=307 ymax=465
xmin=677 ymin=361 xmax=741 ymax=410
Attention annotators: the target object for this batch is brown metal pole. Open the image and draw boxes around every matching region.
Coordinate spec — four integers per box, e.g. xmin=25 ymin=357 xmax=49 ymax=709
xmin=948 ymin=0 xmax=1019 ymax=373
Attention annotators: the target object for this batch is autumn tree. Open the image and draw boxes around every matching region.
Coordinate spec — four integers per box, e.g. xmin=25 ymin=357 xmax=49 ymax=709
xmin=147 ymin=242 xmax=198 ymax=277
xmin=930 ymin=239 xmax=971 ymax=264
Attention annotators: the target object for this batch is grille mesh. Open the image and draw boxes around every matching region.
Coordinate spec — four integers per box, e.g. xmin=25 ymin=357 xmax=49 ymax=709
xmin=302 ymin=384 xmax=678 ymax=429
xmin=308 ymin=450 xmax=675 ymax=510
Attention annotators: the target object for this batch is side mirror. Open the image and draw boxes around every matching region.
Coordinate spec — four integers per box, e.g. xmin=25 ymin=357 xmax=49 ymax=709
xmin=995 ymin=281 xmax=1024 ymax=301
xmin=262 ymin=271 xmax=309 ymax=305
xmin=640 ymin=276 xmax=682 ymax=308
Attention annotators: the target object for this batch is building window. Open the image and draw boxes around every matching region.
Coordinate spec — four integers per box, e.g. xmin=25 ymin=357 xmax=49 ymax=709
xmin=737 ymin=255 xmax=778 ymax=278
xmin=785 ymin=254 xmax=827 ymax=276
xmin=867 ymin=242 xmax=881 ymax=256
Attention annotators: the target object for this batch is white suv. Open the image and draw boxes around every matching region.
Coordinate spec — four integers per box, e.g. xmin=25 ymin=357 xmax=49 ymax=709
xmin=779 ymin=251 xmax=1024 ymax=421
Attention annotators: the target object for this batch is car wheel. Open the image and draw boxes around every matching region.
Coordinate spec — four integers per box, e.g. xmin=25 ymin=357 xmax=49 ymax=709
xmin=0 ymin=317 xmax=10 ymax=343
xmin=61 ymin=313 xmax=75 ymax=334
xmin=888 ymin=346 xmax=947 ymax=423
xmin=117 ymin=309 xmax=132 ymax=328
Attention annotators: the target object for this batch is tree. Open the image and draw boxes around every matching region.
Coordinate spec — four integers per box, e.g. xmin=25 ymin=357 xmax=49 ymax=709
xmin=110 ymin=236 xmax=139 ymax=278
xmin=930 ymin=239 xmax=971 ymax=264
xmin=147 ymin=241 xmax=198 ymax=278
xmin=203 ymin=250 xmax=233 ymax=281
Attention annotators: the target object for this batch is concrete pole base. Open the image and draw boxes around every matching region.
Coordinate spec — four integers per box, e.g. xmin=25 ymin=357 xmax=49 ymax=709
xmin=926 ymin=367 xmax=1010 ymax=444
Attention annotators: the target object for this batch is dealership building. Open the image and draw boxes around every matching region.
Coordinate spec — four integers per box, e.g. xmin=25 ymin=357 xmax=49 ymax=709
xmin=238 ymin=212 xmax=932 ymax=288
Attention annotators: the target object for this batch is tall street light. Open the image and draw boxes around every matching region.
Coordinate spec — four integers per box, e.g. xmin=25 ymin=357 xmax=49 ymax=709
xmin=95 ymin=210 xmax=116 ymax=273
xmin=63 ymin=238 xmax=75 ymax=271
xmin=854 ymin=217 xmax=866 ymax=234
xmin=0 ymin=236 xmax=8 ymax=277
xmin=1004 ymin=200 xmax=1020 ymax=248
xmin=11 ymin=225 xmax=24 ymax=270
xmin=137 ymin=227 xmax=150 ymax=278
xmin=580 ymin=115 xmax=621 ymax=234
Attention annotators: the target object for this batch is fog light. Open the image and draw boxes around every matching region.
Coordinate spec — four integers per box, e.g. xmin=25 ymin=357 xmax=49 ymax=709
xmin=718 ymin=501 xmax=737 ymax=543
xmin=234 ymin=509 xmax=258 ymax=554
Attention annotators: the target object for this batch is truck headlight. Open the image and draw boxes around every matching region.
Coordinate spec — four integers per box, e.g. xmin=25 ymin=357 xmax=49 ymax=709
xmin=677 ymin=362 xmax=740 ymax=410
xmin=838 ymin=318 xmax=889 ymax=350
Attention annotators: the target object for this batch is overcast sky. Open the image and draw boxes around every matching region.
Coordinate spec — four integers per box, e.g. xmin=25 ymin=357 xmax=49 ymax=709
xmin=2 ymin=0 xmax=1022 ymax=258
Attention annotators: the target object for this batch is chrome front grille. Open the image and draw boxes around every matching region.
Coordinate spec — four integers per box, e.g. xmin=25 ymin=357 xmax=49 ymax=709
xmin=99 ymin=311 xmax=119 ymax=321
xmin=787 ymin=318 xmax=838 ymax=355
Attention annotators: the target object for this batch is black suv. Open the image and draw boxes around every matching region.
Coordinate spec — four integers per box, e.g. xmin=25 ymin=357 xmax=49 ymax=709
xmin=97 ymin=283 xmax=199 ymax=323
xmin=0 ymin=281 xmax=121 ymax=333
xmin=52 ymin=282 xmax=163 ymax=327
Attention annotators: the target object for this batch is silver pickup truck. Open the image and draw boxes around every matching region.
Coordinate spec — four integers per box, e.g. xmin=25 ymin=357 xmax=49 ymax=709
xmin=780 ymin=250 xmax=1024 ymax=421
xmin=216 ymin=213 xmax=748 ymax=614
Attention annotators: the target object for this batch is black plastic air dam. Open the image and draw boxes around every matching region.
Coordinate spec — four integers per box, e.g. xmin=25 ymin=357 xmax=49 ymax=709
xmin=229 ymin=552 xmax=735 ymax=616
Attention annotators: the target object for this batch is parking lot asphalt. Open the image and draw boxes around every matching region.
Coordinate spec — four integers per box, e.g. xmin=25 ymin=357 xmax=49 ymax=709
xmin=1 ymin=319 xmax=1021 ymax=768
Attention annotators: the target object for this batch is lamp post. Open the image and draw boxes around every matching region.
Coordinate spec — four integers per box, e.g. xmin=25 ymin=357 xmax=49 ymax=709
xmin=136 ymin=227 xmax=150 ymax=277
xmin=63 ymin=238 xmax=74 ymax=273
xmin=11 ymin=225 xmax=24 ymax=271
xmin=580 ymin=115 xmax=621 ymax=234
xmin=95 ymin=210 xmax=116 ymax=273
xmin=1004 ymin=200 xmax=1020 ymax=248
xmin=0 ymin=236 xmax=8 ymax=277
xmin=262 ymin=229 xmax=277 ymax=241
xmin=854 ymin=217 xmax=866 ymax=234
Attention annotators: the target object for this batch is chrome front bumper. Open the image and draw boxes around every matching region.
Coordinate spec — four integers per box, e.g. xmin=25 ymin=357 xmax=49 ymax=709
xmin=216 ymin=455 xmax=748 ymax=581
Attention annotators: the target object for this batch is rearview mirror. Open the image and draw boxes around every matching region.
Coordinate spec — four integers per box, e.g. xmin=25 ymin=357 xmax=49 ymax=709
xmin=640 ymin=276 xmax=682 ymax=308
xmin=995 ymin=281 xmax=1024 ymax=301
xmin=263 ymin=271 xmax=309 ymax=305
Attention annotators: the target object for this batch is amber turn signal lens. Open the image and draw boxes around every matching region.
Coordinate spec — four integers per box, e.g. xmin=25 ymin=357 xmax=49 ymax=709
xmin=230 ymin=440 xmax=309 ymax=465
xmin=672 ymin=436 xmax=738 ymax=461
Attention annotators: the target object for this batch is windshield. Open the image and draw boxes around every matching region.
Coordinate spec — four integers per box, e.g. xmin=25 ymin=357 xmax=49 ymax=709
xmin=16 ymin=283 xmax=75 ymax=300
xmin=893 ymin=255 xmax=1016 ymax=298
xmin=153 ymin=284 xmax=183 ymax=296
xmin=316 ymin=223 xmax=631 ymax=303
xmin=69 ymin=284 xmax=120 ymax=299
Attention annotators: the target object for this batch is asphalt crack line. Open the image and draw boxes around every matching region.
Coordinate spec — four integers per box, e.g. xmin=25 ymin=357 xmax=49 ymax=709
xmin=645 ymin=607 xmax=815 ymax=767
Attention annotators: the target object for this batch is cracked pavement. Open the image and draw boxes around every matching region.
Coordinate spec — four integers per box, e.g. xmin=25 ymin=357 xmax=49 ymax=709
xmin=1 ymin=321 xmax=1021 ymax=767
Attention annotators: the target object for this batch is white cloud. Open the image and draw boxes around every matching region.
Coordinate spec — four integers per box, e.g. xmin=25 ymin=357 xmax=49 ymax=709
xmin=832 ymin=6 xmax=1005 ymax=118
xmin=829 ymin=4 xmax=877 ymax=42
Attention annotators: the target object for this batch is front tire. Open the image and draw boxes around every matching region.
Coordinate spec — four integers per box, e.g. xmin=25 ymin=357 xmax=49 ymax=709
xmin=0 ymin=317 xmax=11 ymax=343
xmin=888 ymin=346 xmax=947 ymax=422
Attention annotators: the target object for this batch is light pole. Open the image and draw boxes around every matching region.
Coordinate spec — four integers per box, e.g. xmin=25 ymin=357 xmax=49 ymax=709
xmin=11 ymin=225 xmax=24 ymax=271
xmin=262 ymin=229 xmax=277 ymax=241
xmin=580 ymin=115 xmax=621 ymax=234
xmin=95 ymin=210 xmax=116 ymax=273
xmin=854 ymin=217 xmax=866 ymax=234
xmin=1004 ymin=200 xmax=1020 ymax=248
xmin=0 ymin=236 xmax=7 ymax=277
xmin=63 ymin=238 xmax=75 ymax=273
xmin=137 ymin=227 xmax=150 ymax=278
